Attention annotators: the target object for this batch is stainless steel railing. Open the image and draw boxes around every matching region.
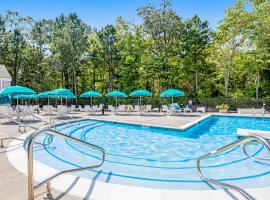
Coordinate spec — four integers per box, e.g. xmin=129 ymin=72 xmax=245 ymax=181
xmin=197 ymin=135 xmax=270 ymax=200
xmin=27 ymin=128 xmax=105 ymax=200
xmin=242 ymin=139 xmax=270 ymax=161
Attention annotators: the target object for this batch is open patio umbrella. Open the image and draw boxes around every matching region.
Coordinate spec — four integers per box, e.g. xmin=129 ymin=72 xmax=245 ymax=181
xmin=37 ymin=91 xmax=60 ymax=105
xmin=0 ymin=95 xmax=11 ymax=105
xmin=50 ymin=88 xmax=76 ymax=105
xmin=0 ymin=86 xmax=36 ymax=96
xmin=106 ymin=90 xmax=127 ymax=107
xmin=0 ymin=85 xmax=36 ymax=106
xmin=0 ymin=86 xmax=37 ymax=125
xmin=80 ymin=91 xmax=102 ymax=107
xmin=129 ymin=89 xmax=152 ymax=106
xmin=12 ymin=94 xmax=38 ymax=105
xmin=160 ymin=89 xmax=185 ymax=104
xmin=12 ymin=94 xmax=37 ymax=100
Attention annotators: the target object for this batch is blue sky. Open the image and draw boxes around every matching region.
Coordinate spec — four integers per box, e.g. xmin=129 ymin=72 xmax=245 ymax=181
xmin=0 ymin=0 xmax=236 ymax=29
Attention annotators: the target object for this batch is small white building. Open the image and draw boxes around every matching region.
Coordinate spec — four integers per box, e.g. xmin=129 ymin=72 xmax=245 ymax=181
xmin=0 ymin=64 xmax=12 ymax=91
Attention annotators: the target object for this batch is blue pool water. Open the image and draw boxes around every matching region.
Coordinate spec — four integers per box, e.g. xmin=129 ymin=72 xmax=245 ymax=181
xmin=32 ymin=116 xmax=270 ymax=190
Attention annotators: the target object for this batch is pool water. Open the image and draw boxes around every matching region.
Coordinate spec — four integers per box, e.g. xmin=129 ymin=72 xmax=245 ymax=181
xmin=33 ymin=116 xmax=270 ymax=190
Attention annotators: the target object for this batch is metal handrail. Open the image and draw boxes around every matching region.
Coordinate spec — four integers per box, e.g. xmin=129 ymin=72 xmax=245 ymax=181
xmin=27 ymin=128 xmax=105 ymax=200
xmin=197 ymin=135 xmax=270 ymax=200
xmin=242 ymin=140 xmax=270 ymax=161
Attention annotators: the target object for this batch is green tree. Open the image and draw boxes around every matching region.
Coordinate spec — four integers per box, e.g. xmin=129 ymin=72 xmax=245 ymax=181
xmin=182 ymin=15 xmax=211 ymax=95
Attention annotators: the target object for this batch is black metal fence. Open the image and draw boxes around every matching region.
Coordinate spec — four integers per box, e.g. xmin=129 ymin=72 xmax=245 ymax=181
xmin=16 ymin=97 xmax=270 ymax=112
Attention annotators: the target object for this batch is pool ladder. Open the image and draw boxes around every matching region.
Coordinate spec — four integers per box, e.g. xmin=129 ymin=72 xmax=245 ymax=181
xmin=26 ymin=128 xmax=105 ymax=200
xmin=197 ymin=135 xmax=270 ymax=200
xmin=0 ymin=118 xmax=105 ymax=200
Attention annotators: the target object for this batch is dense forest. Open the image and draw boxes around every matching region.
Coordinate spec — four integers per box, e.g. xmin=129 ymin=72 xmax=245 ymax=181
xmin=0 ymin=0 xmax=269 ymax=102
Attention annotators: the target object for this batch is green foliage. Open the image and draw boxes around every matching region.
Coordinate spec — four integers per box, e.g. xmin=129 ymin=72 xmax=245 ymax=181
xmin=0 ymin=0 xmax=269 ymax=101
xmin=216 ymin=103 xmax=230 ymax=110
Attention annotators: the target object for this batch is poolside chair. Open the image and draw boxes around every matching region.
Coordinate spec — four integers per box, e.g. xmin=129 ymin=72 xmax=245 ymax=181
xmin=57 ymin=106 xmax=68 ymax=117
xmin=133 ymin=105 xmax=141 ymax=112
xmin=184 ymin=105 xmax=192 ymax=113
xmin=98 ymin=104 xmax=104 ymax=111
xmin=108 ymin=105 xmax=115 ymax=112
xmin=116 ymin=105 xmax=126 ymax=112
xmin=197 ymin=106 xmax=206 ymax=113
xmin=161 ymin=105 xmax=170 ymax=113
xmin=145 ymin=105 xmax=152 ymax=112
xmin=43 ymin=105 xmax=57 ymax=116
xmin=69 ymin=105 xmax=76 ymax=112
xmin=21 ymin=105 xmax=35 ymax=120
xmin=84 ymin=105 xmax=91 ymax=112
xmin=0 ymin=105 xmax=16 ymax=123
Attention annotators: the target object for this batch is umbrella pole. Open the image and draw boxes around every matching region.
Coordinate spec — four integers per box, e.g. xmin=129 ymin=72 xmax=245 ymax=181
xmin=172 ymin=96 xmax=173 ymax=104
xmin=91 ymin=97 xmax=93 ymax=107
xmin=140 ymin=96 xmax=142 ymax=106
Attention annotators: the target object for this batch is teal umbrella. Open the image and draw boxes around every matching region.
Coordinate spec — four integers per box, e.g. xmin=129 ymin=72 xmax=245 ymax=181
xmin=129 ymin=89 xmax=152 ymax=106
xmin=50 ymin=89 xmax=76 ymax=99
xmin=12 ymin=94 xmax=37 ymax=106
xmin=0 ymin=85 xmax=36 ymax=107
xmin=37 ymin=91 xmax=60 ymax=106
xmin=0 ymin=86 xmax=36 ymax=96
xmin=37 ymin=91 xmax=59 ymax=99
xmin=0 ymin=96 xmax=11 ymax=105
xmin=160 ymin=89 xmax=185 ymax=104
xmin=50 ymin=88 xmax=76 ymax=105
xmin=80 ymin=91 xmax=102 ymax=107
xmin=12 ymin=94 xmax=37 ymax=100
xmin=106 ymin=91 xmax=127 ymax=107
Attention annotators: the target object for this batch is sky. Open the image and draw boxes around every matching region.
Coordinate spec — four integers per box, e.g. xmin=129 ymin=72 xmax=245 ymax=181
xmin=0 ymin=0 xmax=236 ymax=29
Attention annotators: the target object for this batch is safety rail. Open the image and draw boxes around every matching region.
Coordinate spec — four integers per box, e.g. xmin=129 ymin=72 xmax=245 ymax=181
xmin=243 ymin=140 xmax=270 ymax=161
xmin=27 ymin=128 xmax=105 ymax=200
xmin=197 ymin=135 xmax=270 ymax=200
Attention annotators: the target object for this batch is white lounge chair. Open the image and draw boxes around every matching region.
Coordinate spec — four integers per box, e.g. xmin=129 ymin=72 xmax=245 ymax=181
xmin=184 ymin=105 xmax=192 ymax=113
xmin=133 ymin=105 xmax=141 ymax=112
xmin=0 ymin=105 xmax=16 ymax=122
xmin=197 ymin=106 xmax=206 ymax=113
xmin=108 ymin=105 xmax=115 ymax=112
xmin=161 ymin=105 xmax=170 ymax=113
xmin=21 ymin=106 xmax=35 ymax=120
xmin=145 ymin=105 xmax=152 ymax=112
xmin=84 ymin=105 xmax=91 ymax=112
xmin=43 ymin=105 xmax=55 ymax=116
xmin=57 ymin=106 xmax=68 ymax=117
xmin=237 ymin=108 xmax=264 ymax=115
xmin=116 ymin=105 xmax=126 ymax=112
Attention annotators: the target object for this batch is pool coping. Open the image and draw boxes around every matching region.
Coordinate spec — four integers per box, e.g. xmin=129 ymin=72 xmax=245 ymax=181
xmin=5 ymin=115 xmax=270 ymax=200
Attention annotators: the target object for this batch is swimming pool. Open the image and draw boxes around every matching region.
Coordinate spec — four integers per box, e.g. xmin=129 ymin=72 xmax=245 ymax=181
xmin=32 ymin=116 xmax=270 ymax=190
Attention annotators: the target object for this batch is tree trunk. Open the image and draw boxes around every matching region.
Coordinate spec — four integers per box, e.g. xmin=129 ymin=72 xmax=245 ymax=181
xmin=73 ymin=68 xmax=77 ymax=95
xmin=255 ymin=71 xmax=260 ymax=102
xmin=195 ymin=70 xmax=198 ymax=94
xmin=225 ymin=64 xmax=230 ymax=98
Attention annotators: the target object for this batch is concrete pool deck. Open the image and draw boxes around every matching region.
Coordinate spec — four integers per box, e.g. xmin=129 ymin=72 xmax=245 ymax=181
xmin=1 ymin=111 xmax=270 ymax=200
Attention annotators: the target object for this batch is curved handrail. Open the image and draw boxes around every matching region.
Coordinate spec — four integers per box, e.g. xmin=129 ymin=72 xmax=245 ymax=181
xmin=27 ymin=128 xmax=105 ymax=200
xmin=197 ymin=135 xmax=270 ymax=200
xmin=242 ymin=140 xmax=270 ymax=161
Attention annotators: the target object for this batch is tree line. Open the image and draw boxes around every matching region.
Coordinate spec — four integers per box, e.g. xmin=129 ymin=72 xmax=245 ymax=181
xmin=0 ymin=0 xmax=269 ymax=100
